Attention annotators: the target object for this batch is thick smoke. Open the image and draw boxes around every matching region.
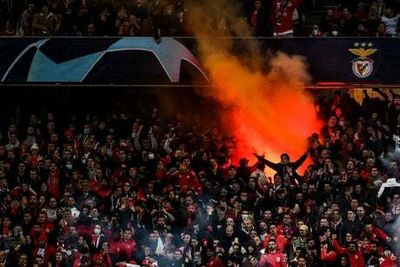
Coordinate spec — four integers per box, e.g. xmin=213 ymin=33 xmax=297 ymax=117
xmin=188 ymin=0 xmax=321 ymax=169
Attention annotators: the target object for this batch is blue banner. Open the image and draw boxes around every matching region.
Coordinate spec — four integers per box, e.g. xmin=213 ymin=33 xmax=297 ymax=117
xmin=0 ymin=37 xmax=398 ymax=85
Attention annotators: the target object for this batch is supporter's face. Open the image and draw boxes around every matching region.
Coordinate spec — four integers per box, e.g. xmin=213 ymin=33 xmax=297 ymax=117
xmin=268 ymin=241 xmax=276 ymax=250
xmin=179 ymin=163 xmax=188 ymax=172
xmin=348 ymin=243 xmax=356 ymax=252
xmin=378 ymin=23 xmax=386 ymax=33
xmin=124 ymin=230 xmax=133 ymax=240
xmin=30 ymin=195 xmax=38 ymax=204
xmin=39 ymin=196 xmax=46 ymax=205
xmin=38 ymin=213 xmax=46 ymax=223
xmin=333 ymin=210 xmax=341 ymax=220
xmin=395 ymin=206 xmax=400 ymax=214
xmin=371 ymin=168 xmax=379 ymax=177
xmin=343 ymin=8 xmax=349 ymax=17
xmin=157 ymin=217 xmax=166 ymax=226
xmin=0 ymin=250 xmax=5 ymax=261
xmin=297 ymin=257 xmax=307 ymax=267
xmin=345 ymin=233 xmax=352 ymax=242
xmin=190 ymin=239 xmax=199 ymax=247
xmin=55 ymin=252 xmax=63 ymax=261
xmin=281 ymin=155 xmax=289 ymax=164
xmin=228 ymin=168 xmax=236 ymax=177
xmin=299 ymin=228 xmax=307 ymax=236
xmin=183 ymin=234 xmax=191 ymax=244
xmin=307 ymin=239 xmax=315 ymax=249
xmin=123 ymin=183 xmax=130 ymax=192
xmin=320 ymin=149 xmax=329 ymax=159
xmin=248 ymin=178 xmax=256 ymax=188
xmin=390 ymin=161 xmax=398 ymax=169
xmin=264 ymin=210 xmax=272 ymax=219
xmin=174 ymin=250 xmax=183 ymax=259
xmin=366 ymin=158 xmax=374 ymax=168
xmin=32 ymin=224 xmax=40 ymax=234
xmin=308 ymin=185 xmax=316 ymax=193
xmin=351 ymin=199 xmax=358 ymax=209
xmin=346 ymin=161 xmax=354 ymax=170
xmin=370 ymin=243 xmax=377 ymax=252
xmin=225 ymin=226 xmax=234 ymax=237
xmin=283 ymin=215 xmax=291 ymax=224
xmin=128 ymin=167 xmax=137 ymax=176
xmin=347 ymin=211 xmax=355 ymax=221
xmin=91 ymin=208 xmax=99 ymax=218
xmin=24 ymin=213 xmax=32 ymax=222
xmin=243 ymin=219 xmax=252 ymax=230
xmin=356 ymin=207 xmax=365 ymax=217
xmin=18 ymin=255 xmax=28 ymax=266
xmin=365 ymin=224 xmax=373 ymax=233
xmin=269 ymin=225 xmax=277 ymax=234
xmin=69 ymin=226 xmax=77 ymax=234
xmin=320 ymin=218 xmax=328 ymax=227
xmin=323 ymin=184 xmax=331 ymax=192
xmin=328 ymin=116 xmax=337 ymax=127
xmin=67 ymin=197 xmax=75 ymax=206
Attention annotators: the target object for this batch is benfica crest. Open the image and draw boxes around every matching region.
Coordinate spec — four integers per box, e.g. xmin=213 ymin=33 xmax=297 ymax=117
xmin=348 ymin=42 xmax=377 ymax=79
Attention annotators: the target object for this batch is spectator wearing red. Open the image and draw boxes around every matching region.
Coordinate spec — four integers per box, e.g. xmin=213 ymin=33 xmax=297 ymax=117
xmin=272 ymin=0 xmax=302 ymax=36
xmin=47 ymin=161 xmax=61 ymax=199
xmin=259 ymin=238 xmax=287 ymax=267
xmin=117 ymin=228 xmax=137 ymax=260
xmin=170 ymin=162 xmax=202 ymax=193
xmin=332 ymin=236 xmax=365 ymax=267
xmin=32 ymin=236 xmax=57 ymax=266
xmin=262 ymin=224 xmax=287 ymax=252
xmin=380 ymin=248 xmax=398 ymax=267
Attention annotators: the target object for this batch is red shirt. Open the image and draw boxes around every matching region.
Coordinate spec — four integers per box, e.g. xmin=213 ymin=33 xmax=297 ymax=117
xmin=259 ymin=251 xmax=287 ymax=267
xmin=380 ymin=256 xmax=398 ymax=267
xmin=33 ymin=245 xmax=57 ymax=265
xmin=332 ymin=240 xmax=365 ymax=267
xmin=263 ymin=234 xmax=288 ymax=252
xmin=272 ymin=0 xmax=302 ymax=35
xmin=170 ymin=169 xmax=202 ymax=193
xmin=118 ymin=239 xmax=137 ymax=259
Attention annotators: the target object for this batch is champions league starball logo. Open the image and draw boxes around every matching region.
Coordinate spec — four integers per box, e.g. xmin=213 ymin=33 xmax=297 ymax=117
xmin=348 ymin=42 xmax=377 ymax=79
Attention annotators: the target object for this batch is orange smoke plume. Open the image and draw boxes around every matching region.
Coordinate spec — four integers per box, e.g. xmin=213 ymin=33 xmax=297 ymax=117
xmin=188 ymin=0 xmax=322 ymax=172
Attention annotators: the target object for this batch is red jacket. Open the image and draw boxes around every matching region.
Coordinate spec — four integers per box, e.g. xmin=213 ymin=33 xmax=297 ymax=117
xmin=259 ymin=251 xmax=287 ymax=267
xmin=207 ymin=256 xmax=224 ymax=267
xmin=262 ymin=234 xmax=288 ymax=252
xmin=272 ymin=0 xmax=302 ymax=35
xmin=170 ymin=169 xmax=202 ymax=193
xmin=47 ymin=170 xmax=61 ymax=199
xmin=117 ymin=239 xmax=137 ymax=259
xmin=320 ymin=247 xmax=337 ymax=262
xmin=92 ymin=253 xmax=112 ymax=267
xmin=32 ymin=245 xmax=57 ymax=265
xmin=380 ymin=256 xmax=398 ymax=267
xmin=360 ymin=226 xmax=389 ymax=242
xmin=332 ymin=240 xmax=365 ymax=267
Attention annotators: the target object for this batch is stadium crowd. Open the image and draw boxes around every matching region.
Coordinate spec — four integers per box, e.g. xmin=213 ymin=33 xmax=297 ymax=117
xmin=0 ymin=88 xmax=399 ymax=267
xmin=313 ymin=0 xmax=400 ymax=37
xmin=0 ymin=0 xmax=399 ymax=37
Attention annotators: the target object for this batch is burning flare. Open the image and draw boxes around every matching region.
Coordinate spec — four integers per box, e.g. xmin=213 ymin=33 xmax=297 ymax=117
xmin=188 ymin=0 xmax=322 ymax=169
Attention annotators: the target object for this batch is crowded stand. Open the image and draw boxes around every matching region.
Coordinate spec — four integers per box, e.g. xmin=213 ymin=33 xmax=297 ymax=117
xmin=0 ymin=0 xmax=399 ymax=37
xmin=0 ymin=88 xmax=398 ymax=267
